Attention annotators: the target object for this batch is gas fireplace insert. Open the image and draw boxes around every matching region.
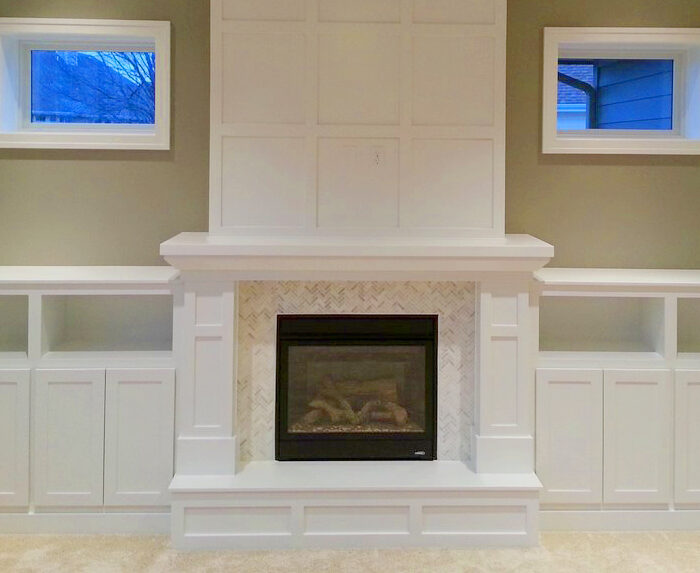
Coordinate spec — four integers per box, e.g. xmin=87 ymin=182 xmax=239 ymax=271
xmin=276 ymin=314 xmax=438 ymax=461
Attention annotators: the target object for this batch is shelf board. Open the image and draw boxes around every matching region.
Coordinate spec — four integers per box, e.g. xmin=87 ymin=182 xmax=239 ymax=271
xmin=0 ymin=351 xmax=29 ymax=364
xmin=538 ymin=350 xmax=667 ymax=369
xmin=0 ymin=266 xmax=178 ymax=288
xmin=40 ymin=350 xmax=174 ymax=368
xmin=46 ymin=339 xmax=173 ymax=353
xmin=536 ymin=268 xmax=700 ymax=291
xmin=676 ymin=353 xmax=700 ymax=366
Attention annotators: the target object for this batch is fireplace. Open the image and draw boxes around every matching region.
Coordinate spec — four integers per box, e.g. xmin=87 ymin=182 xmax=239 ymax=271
xmin=276 ymin=315 xmax=438 ymax=461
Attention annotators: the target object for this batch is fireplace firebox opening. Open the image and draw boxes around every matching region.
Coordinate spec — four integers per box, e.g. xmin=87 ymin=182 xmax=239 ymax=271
xmin=276 ymin=314 xmax=438 ymax=461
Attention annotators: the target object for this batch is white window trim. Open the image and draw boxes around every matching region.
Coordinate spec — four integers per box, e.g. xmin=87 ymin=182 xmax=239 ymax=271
xmin=0 ymin=18 xmax=170 ymax=150
xmin=543 ymin=27 xmax=700 ymax=155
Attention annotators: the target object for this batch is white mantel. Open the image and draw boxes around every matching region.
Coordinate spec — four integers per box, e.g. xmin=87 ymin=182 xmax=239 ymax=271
xmin=161 ymin=233 xmax=553 ymax=278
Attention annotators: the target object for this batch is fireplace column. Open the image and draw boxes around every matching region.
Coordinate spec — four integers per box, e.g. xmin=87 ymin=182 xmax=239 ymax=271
xmin=472 ymin=278 xmax=535 ymax=473
xmin=173 ymin=275 xmax=239 ymax=475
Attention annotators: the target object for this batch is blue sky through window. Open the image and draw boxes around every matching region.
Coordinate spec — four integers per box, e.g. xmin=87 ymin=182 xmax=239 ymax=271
xmin=31 ymin=50 xmax=156 ymax=125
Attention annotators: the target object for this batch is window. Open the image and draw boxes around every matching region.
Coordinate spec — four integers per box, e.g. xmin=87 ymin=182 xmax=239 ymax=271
xmin=0 ymin=19 xmax=170 ymax=149
xmin=543 ymin=28 xmax=700 ymax=155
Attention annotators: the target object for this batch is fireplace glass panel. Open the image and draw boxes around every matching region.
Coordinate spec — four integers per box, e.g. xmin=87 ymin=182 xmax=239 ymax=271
xmin=287 ymin=345 xmax=426 ymax=434
xmin=276 ymin=314 xmax=437 ymax=461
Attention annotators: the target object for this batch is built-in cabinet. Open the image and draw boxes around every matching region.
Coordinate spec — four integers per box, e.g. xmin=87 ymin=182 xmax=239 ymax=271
xmin=0 ymin=268 xmax=177 ymax=519
xmin=33 ymin=368 xmax=105 ymax=507
xmin=535 ymin=269 xmax=700 ymax=518
xmin=0 ymin=369 xmax=30 ymax=506
xmin=537 ymin=367 xmax=673 ymax=506
xmin=536 ymin=368 xmax=602 ymax=505
xmin=104 ymin=368 xmax=175 ymax=507
xmin=603 ymin=369 xmax=672 ymax=505
xmin=31 ymin=367 xmax=175 ymax=509
xmin=675 ymin=370 xmax=700 ymax=505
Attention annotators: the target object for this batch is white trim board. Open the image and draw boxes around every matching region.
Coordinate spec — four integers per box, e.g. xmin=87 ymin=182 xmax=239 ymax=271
xmin=540 ymin=509 xmax=700 ymax=531
xmin=0 ymin=512 xmax=170 ymax=534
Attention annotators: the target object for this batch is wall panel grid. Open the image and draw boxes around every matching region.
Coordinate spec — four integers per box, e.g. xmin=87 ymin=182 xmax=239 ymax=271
xmin=211 ymin=0 xmax=506 ymax=236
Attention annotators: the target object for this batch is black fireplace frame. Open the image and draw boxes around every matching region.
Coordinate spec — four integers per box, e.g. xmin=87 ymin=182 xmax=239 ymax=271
xmin=275 ymin=314 xmax=438 ymax=461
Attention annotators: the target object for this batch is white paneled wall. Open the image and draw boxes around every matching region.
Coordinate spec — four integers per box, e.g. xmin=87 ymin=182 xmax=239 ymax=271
xmin=211 ymin=0 xmax=506 ymax=236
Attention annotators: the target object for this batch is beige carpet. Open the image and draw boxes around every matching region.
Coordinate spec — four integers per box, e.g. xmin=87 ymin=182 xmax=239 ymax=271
xmin=1 ymin=532 xmax=699 ymax=572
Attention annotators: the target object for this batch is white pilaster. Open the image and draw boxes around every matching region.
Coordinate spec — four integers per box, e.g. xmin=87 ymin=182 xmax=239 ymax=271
xmin=472 ymin=278 xmax=535 ymax=473
xmin=173 ymin=275 xmax=238 ymax=475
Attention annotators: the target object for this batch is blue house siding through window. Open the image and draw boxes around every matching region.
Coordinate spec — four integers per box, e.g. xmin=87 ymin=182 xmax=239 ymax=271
xmin=595 ymin=60 xmax=673 ymax=129
xmin=557 ymin=59 xmax=673 ymax=131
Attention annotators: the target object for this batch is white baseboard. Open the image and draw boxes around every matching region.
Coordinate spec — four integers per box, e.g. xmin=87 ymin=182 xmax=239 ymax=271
xmin=0 ymin=512 xmax=170 ymax=534
xmin=540 ymin=509 xmax=700 ymax=531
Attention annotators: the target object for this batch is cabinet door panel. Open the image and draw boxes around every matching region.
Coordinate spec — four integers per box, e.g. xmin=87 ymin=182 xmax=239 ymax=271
xmin=0 ymin=369 xmax=30 ymax=506
xmin=536 ymin=368 xmax=603 ymax=505
xmin=104 ymin=368 xmax=175 ymax=507
xmin=33 ymin=369 xmax=105 ymax=507
xmin=675 ymin=370 xmax=700 ymax=504
xmin=603 ymin=369 xmax=672 ymax=505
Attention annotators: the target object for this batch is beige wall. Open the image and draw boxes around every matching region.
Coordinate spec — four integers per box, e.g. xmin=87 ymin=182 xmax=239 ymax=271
xmin=0 ymin=0 xmax=209 ymax=265
xmin=507 ymin=0 xmax=700 ymax=268
xmin=0 ymin=0 xmax=699 ymax=268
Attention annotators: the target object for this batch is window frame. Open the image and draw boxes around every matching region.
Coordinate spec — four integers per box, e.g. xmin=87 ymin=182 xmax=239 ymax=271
xmin=543 ymin=27 xmax=700 ymax=155
xmin=0 ymin=18 xmax=170 ymax=150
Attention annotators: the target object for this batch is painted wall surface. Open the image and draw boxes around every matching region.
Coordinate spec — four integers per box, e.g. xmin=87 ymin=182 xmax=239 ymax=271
xmin=0 ymin=0 xmax=209 ymax=265
xmin=507 ymin=0 xmax=700 ymax=268
xmin=0 ymin=0 xmax=699 ymax=267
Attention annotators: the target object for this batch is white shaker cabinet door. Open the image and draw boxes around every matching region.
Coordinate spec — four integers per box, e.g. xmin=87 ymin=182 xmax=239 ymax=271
xmin=104 ymin=368 xmax=175 ymax=507
xmin=603 ymin=369 xmax=672 ymax=506
xmin=33 ymin=369 xmax=105 ymax=507
xmin=536 ymin=368 xmax=603 ymax=505
xmin=0 ymin=369 xmax=30 ymax=506
xmin=675 ymin=370 xmax=700 ymax=505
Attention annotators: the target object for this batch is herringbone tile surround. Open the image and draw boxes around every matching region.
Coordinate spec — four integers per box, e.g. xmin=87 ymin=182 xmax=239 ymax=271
xmin=236 ymin=281 xmax=475 ymax=462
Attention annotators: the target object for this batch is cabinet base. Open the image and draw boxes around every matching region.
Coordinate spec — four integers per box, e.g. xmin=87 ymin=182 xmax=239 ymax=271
xmin=0 ymin=512 xmax=170 ymax=534
xmin=541 ymin=509 xmax=700 ymax=531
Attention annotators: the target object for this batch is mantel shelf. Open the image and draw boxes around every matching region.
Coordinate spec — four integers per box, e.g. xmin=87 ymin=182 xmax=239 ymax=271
xmin=160 ymin=233 xmax=553 ymax=279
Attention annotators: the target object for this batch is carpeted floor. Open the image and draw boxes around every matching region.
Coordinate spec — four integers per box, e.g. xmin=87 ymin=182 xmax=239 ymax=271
xmin=1 ymin=532 xmax=699 ymax=572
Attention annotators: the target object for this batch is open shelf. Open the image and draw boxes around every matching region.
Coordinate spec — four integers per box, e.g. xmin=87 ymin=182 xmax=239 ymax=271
xmin=0 ymin=295 xmax=28 ymax=358
xmin=678 ymin=298 xmax=700 ymax=356
xmin=42 ymin=295 xmax=173 ymax=354
xmin=539 ymin=296 xmax=665 ymax=355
